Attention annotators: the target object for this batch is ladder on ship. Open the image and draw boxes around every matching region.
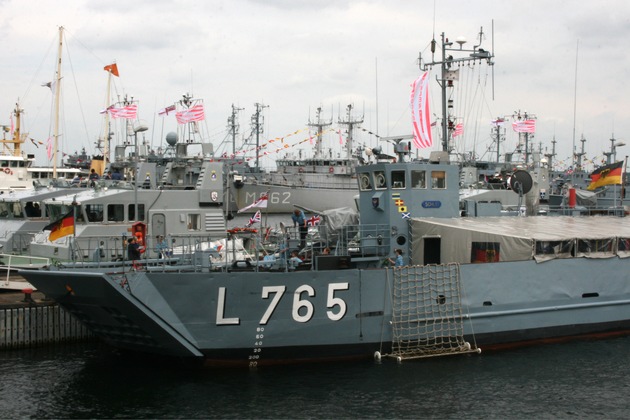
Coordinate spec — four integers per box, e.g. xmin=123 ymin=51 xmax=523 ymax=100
xmin=383 ymin=262 xmax=480 ymax=362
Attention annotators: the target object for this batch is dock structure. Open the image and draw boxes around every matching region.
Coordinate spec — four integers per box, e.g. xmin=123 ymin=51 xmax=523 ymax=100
xmin=0 ymin=291 xmax=92 ymax=349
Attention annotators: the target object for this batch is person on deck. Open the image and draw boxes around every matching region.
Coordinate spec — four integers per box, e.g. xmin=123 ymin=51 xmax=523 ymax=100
xmin=155 ymin=235 xmax=169 ymax=258
xmin=291 ymin=208 xmax=307 ymax=249
xmin=388 ymin=248 xmax=404 ymax=267
xmin=289 ymin=250 xmax=303 ymax=269
xmin=142 ymin=173 xmax=151 ymax=189
xmin=127 ymin=237 xmax=142 ymax=260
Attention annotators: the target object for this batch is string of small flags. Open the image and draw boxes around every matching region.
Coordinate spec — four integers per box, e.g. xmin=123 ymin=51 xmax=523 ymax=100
xmin=220 ymin=127 xmax=338 ymax=162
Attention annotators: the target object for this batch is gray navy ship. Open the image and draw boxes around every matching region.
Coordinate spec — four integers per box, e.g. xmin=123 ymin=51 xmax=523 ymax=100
xmin=18 ymin=25 xmax=630 ymax=366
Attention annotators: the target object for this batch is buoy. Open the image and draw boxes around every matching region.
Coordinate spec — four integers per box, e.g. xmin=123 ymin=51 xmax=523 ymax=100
xmin=374 ymin=351 xmax=381 ymax=361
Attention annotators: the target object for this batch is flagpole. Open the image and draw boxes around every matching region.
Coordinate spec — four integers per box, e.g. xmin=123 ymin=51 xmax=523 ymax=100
xmin=71 ymin=195 xmax=77 ymax=263
xmin=623 ymin=156 xmax=628 ymax=206
xmin=263 ymin=189 xmax=270 ymax=246
xmin=53 ymin=26 xmax=63 ymax=179
xmin=103 ymin=69 xmax=112 ymax=172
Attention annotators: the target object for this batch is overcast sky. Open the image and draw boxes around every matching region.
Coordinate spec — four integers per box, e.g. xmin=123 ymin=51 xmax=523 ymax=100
xmin=1 ymin=0 xmax=629 ymax=170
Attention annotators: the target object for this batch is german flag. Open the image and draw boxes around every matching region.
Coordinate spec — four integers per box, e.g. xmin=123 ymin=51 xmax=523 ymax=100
xmin=43 ymin=209 xmax=75 ymax=241
xmin=587 ymin=161 xmax=624 ymax=191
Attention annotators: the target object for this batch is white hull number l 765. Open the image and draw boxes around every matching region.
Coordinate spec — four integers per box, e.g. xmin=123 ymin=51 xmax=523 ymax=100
xmin=216 ymin=283 xmax=350 ymax=325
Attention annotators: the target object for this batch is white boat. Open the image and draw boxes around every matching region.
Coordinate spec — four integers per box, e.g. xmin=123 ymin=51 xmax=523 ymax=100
xmin=0 ymin=104 xmax=88 ymax=191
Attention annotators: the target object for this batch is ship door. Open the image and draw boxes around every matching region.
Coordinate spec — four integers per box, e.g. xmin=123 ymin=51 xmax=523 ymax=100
xmin=151 ymin=213 xmax=166 ymax=238
xmin=423 ymin=236 xmax=441 ymax=265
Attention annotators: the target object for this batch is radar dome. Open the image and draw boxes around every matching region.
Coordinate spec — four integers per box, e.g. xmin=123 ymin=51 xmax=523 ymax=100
xmin=165 ymin=132 xmax=178 ymax=146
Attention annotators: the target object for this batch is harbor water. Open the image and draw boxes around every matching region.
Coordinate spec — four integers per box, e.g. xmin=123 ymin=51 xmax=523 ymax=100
xmin=1 ymin=336 xmax=629 ymax=419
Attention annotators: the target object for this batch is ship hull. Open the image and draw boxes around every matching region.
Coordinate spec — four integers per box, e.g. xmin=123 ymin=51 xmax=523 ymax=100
xmin=233 ymin=182 xmax=358 ymax=213
xmin=20 ymin=256 xmax=630 ymax=366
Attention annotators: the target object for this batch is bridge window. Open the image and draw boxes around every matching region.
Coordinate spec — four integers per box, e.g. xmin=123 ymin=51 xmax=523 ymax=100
xmin=107 ymin=204 xmax=125 ymax=222
xmin=431 ymin=171 xmax=446 ymax=189
xmin=129 ymin=204 xmax=145 ymax=221
xmin=359 ymin=173 xmax=372 ymax=191
xmin=24 ymin=201 xmax=41 ymax=217
xmin=85 ymin=204 xmax=104 ymax=222
xmin=374 ymin=171 xmax=387 ymax=189
xmin=391 ymin=171 xmax=405 ymax=189
xmin=412 ymin=170 xmax=426 ymax=189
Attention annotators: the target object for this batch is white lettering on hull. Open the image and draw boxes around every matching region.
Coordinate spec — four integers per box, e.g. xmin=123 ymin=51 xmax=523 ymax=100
xmin=216 ymin=287 xmax=240 ymax=325
xmin=245 ymin=191 xmax=292 ymax=206
xmin=223 ymin=282 xmax=350 ymax=367
xmin=217 ymin=282 xmax=350 ymax=325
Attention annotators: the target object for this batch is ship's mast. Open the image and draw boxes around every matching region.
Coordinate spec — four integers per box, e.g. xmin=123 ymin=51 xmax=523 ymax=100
xmin=227 ymin=104 xmax=244 ymax=156
xmin=250 ymin=103 xmax=268 ymax=170
xmin=1 ymin=103 xmax=25 ymax=157
xmin=491 ymin=118 xmax=505 ymax=163
xmin=337 ymin=104 xmax=363 ymax=159
xmin=53 ymin=26 xmax=64 ymax=178
xmin=307 ymin=107 xmax=332 ymax=158
xmin=573 ymin=135 xmax=586 ymax=171
xmin=418 ymin=26 xmax=494 ymax=153
xmin=603 ymin=134 xmax=625 ymax=165
xmin=544 ymin=136 xmax=557 ymax=170
xmin=513 ymin=110 xmax=536 ymax=166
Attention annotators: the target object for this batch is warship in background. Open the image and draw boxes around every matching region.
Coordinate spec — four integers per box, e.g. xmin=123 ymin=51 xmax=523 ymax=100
xmin=230 ymin=105 xmax=368 ymax=213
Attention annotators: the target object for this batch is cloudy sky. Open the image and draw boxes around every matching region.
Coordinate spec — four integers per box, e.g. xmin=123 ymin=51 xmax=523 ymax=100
xmin=1 ymin=0 xmax=629 ymax=170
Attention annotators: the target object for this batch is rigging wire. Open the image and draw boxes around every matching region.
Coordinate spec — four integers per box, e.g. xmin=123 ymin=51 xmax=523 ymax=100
xmin=63 ymin=33 xmax=94 ymax=154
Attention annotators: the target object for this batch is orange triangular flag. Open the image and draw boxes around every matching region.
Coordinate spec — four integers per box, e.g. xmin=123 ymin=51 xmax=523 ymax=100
xmin=104 ymin=63 xmax=119 ymax=77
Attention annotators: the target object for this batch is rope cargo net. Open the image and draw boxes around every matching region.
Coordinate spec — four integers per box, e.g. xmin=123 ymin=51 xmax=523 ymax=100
xmin=387 ymin=263 xmax=480 ymax=361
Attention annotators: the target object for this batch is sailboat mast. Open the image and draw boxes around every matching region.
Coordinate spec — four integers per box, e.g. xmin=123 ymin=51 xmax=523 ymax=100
xmin=53 ymin=26 xmax=64 ymax=178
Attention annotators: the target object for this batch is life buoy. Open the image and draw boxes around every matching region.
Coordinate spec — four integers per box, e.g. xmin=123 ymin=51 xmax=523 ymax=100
xmin=329 ymin=166 xmax=334 ymax=173
xmin=3 ymin=168 xmax=10 ymax=174
xmin=298 ymin=168 xmax=304 ymax=173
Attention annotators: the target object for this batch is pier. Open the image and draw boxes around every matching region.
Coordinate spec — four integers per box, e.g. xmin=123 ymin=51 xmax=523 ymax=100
xmin=0 ymin=290 xmax=92 ymax=349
